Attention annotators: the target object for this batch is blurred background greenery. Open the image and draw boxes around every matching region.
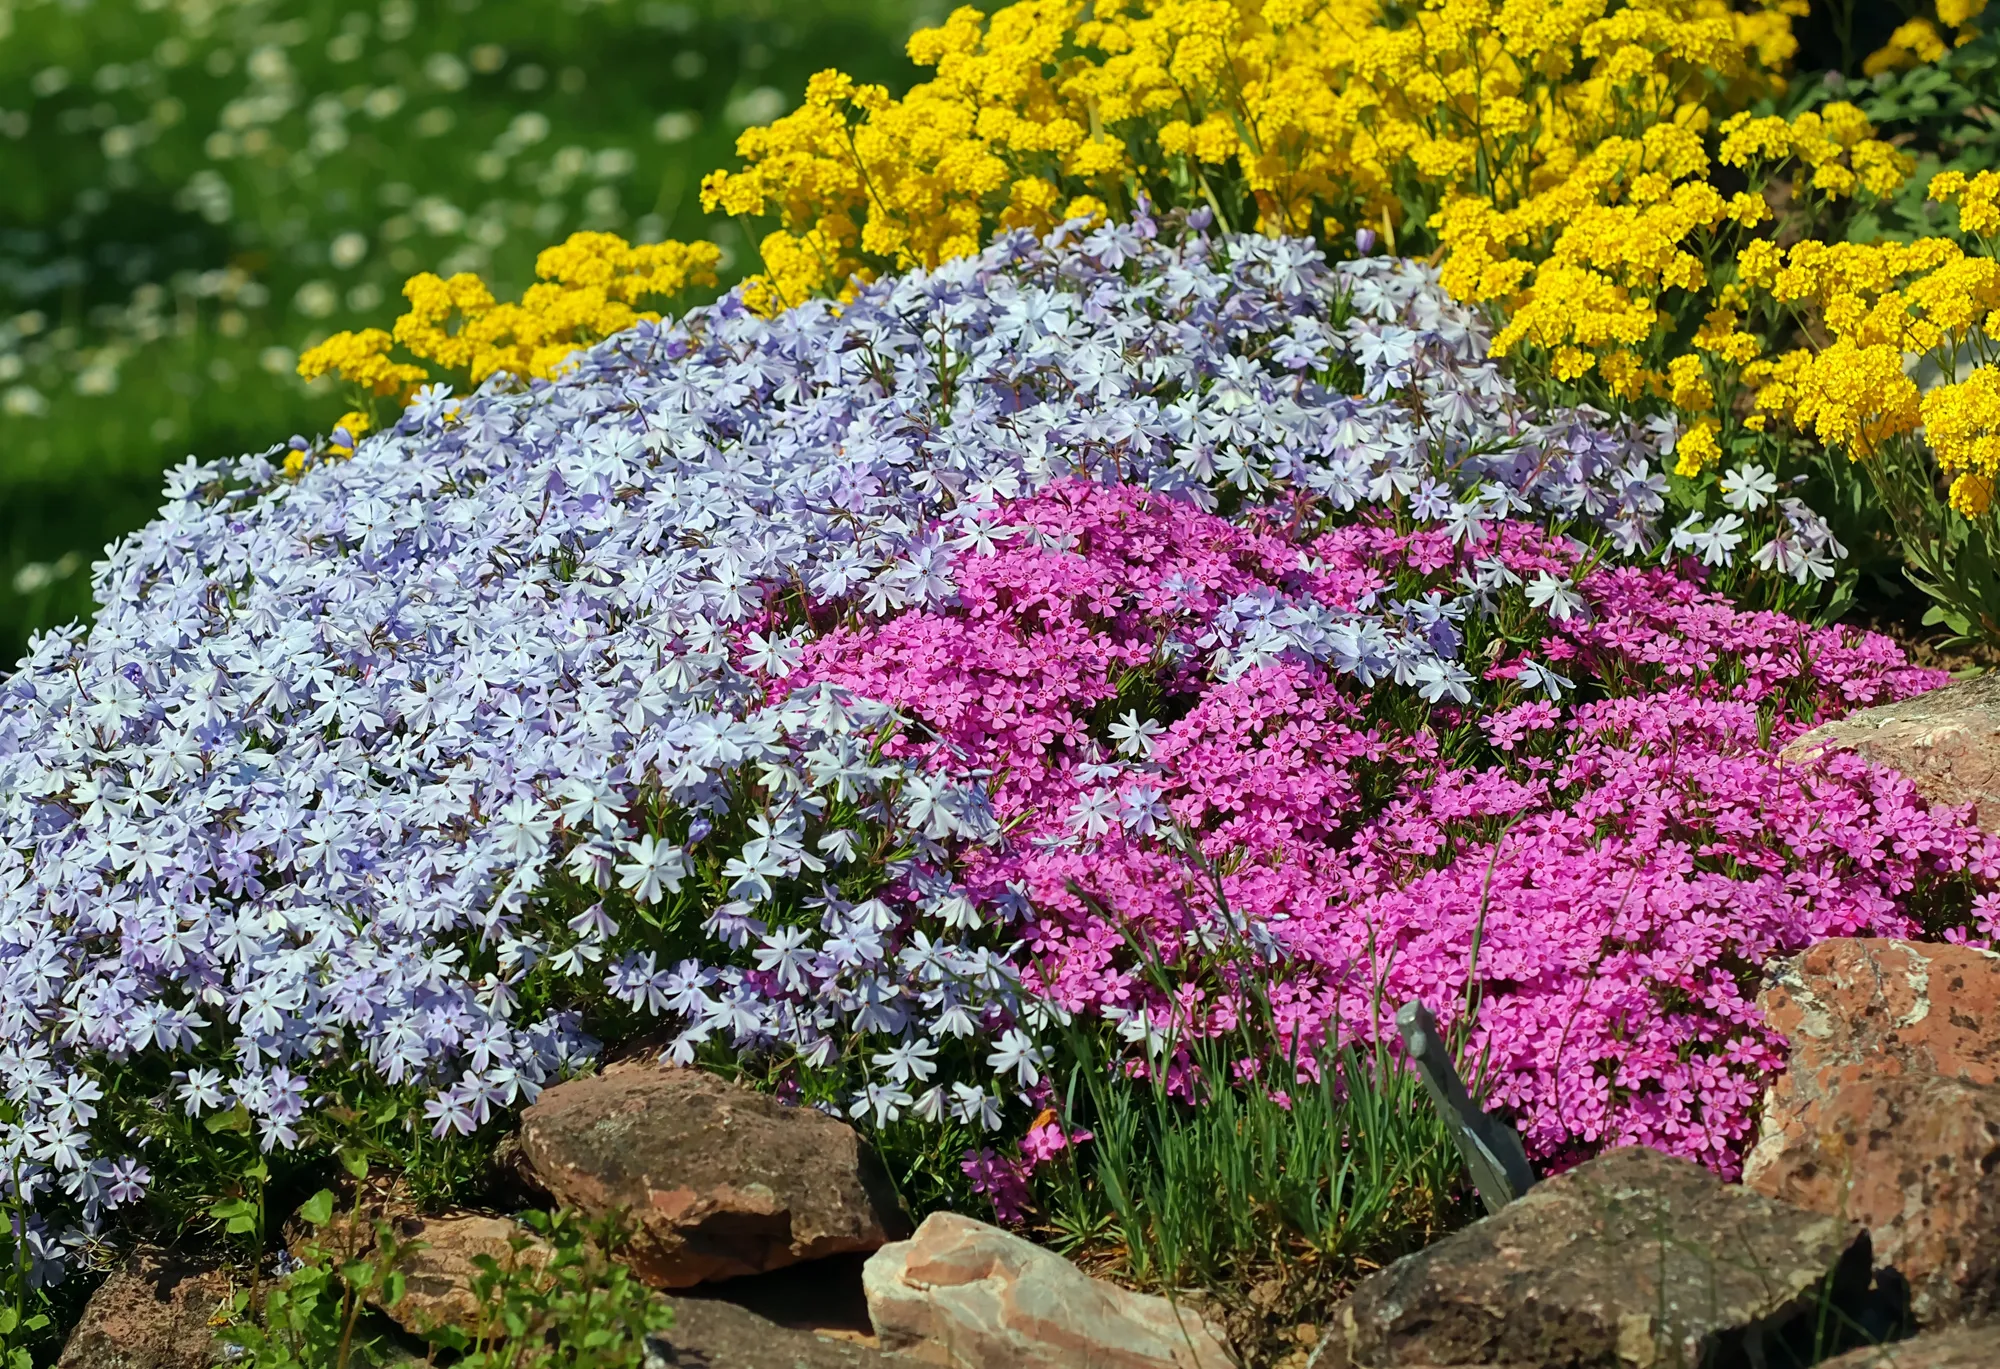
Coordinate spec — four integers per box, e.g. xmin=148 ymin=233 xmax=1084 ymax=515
xmin=0 ymin=0 xmax=931 ymax=663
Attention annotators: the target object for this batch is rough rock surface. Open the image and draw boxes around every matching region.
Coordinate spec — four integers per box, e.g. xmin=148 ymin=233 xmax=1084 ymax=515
xmin=1815 ymin=1323 xmax=2000 ymax=1369
xmin=1745 ymin=939 xmax=2000 ymax=1095
xmin=56 ymin=1245 xmax=232 ymax=1369
xmin=299 ymin=1210 xmax=554 ymax=1337
xmin=1783 ymin=672 xmax=2000 ymax=830
xmin=1744 ymin=938 xmax=2000 ymax=1323
xmin=1325 ymin=1145 xmax=1870 ymax=1369
xmin=647 ymin=1296 xmax=904 ymax=1368
xmin=518 ymin=1060 xmax=910 ymax=1287
xmin=863 ymin=1211 xmax=1233 ymax=1369
xmin=682 ymin=1252 xmax=878 ymax=1341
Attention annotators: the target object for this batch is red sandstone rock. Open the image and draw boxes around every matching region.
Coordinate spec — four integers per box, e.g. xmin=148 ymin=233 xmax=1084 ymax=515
xmin=304 ymin=1210 xmax=554 ymax=1337
xmin=56 ymin=1246 xmax=232 ymax=1369
xmin=863 ymin=1212 xmax=1233 ymax=1369
xmin=1748 ymin=938 xmax=2000 ymax=1094
xmin=1744 ymin=938 xmax=2000 ymax=1323
xmin=518 ymin=1060 xmax=909 ymax=1288
xmin=1815 ymin=1322 xmax=2000 ymax=1369
xmin=1324 ymin=1145 xmax=1869 ymax=1369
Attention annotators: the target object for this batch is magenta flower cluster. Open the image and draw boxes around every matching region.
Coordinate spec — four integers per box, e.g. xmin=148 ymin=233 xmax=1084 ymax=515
xmin=797 ymin=480 xmax=1996 ymax=1181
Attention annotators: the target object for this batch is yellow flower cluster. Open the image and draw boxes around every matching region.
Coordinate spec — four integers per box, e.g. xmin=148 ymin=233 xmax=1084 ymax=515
xmin=280 ymin=409 xmax=372 ymax=479
xmin=700 ymin=4 xmax=1105 ymax=310
xmin=1862 ymin=0 xmax=1988 ymax=76
xmin=395 ymin=232 xmax=721 ymax=384
xmin=702 ymin=0 xmax=1808 ymax=314
xmin=1452 ymin=98 xmax=1907 ymax=426
xmin=295 ymin=328 xmax=429 ymax=398
xmin=298 ymin=231 xmax=720 ymax=401
xmin=1923 ymin=371 xmax=2000 ymax=515
xmin=1724 ymin=175 xmax=2000 ymax=516
xmin=329 ymin=409 xmax=371 ymax=453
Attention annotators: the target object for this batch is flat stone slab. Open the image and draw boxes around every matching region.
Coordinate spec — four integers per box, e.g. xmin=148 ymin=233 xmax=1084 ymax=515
xmin=1325 ymin=1144 xmax=1870 ymax=1368
xmin=864 ymin=1211 xmax=1233 ymax=1369
xmin=1815 ymin=1322 xmax=2000 ymax=1369
xmin=648 ymin=1295 xmax=905 ymax=1368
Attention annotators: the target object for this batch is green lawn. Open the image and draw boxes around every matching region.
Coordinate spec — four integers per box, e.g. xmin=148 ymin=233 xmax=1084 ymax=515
xmin=0 ymin=0 xmax=929 ymax=663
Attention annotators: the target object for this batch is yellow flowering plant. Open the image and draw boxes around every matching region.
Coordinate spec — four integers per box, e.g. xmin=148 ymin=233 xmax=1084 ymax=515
xmin=696 ymin=0 xmax=1911 ymax=460
xmin=699 ymin=0 xmax=1816 ymax=319
xmin=1709 ymin=169 xmax=2000 ymax=643
xmin=1862 ymin=0 xmax=1989 ymax=76
xmin=296 ymin=231 xmax=720 ymax=460
xmin=693 ymin=0 xmax=1927 ymax=622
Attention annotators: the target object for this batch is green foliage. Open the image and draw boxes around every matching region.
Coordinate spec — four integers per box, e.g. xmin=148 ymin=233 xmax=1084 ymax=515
xmin=85 ymin=1059 xmax=493 ymax=1282
xmin=0 ymin=1117 xmax=61 ymax=1369
xmin=1039 ymin=1022 xmax=1473 ymax=1296
xmin=1018 ymin=890 xmax=1475 ymax=1300
xmin=1848 ymin=425 xmax=2000 ymax=647
xmin=224 ymin=1167 xmax=673 ymax=1369
xmin=428 ymin=1209 xmax=672 ymax=1367
xmin=0 ymin=1308 xmax=50 ymax=1369
xmin=220 ymin=1210 xmax=424 ymax=1369
xmin=0 ymin=0 xmax=934 ymax=663
xmin=1783 ymin=21 xmax=2000 ymax=644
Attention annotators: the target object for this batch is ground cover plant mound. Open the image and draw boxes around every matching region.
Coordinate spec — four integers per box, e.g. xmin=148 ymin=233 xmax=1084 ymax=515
xmin=2 ymin=215 xmax=1669 ymax=1283
xmin=0 ymin=210 xmax=1986 ymax=1327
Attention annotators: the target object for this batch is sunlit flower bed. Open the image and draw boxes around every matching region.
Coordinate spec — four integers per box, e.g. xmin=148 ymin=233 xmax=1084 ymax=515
xmin=1 ymin=216 xmax=1988 ymax=1282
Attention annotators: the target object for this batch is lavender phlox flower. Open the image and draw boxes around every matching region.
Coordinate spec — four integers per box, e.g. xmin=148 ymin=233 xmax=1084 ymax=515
xmin=752 ymin=927 xmax=817 ymax=993
xmin=1515 ymin=659 xmax=1577 ymax=701
xmin=1755 ymin=499 xmax=1845 ymax=583
xmin=1669 ymin=512 xmax=1749 ymax=569
xmin=949 ymin=1082 xmax=1005 ymax=1132
xmin=985 ymin=1028 xmax=1044 ymax=1088
xmin=872 ymin=1036 xmax=939 ymax=1085
xmin=615 ymin=835 xmax=686 ymax=904
xmin=850 ymin=1081 xmax=914 ymax=1128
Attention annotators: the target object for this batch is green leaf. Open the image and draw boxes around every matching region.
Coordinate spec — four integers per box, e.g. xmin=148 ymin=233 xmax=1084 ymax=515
xmin=339 ymin=1148 xmax=370 ymax=1181
xmin=1811 ymin=569 xmax=1858 ymax=627
xmin=205 ymin=1105 xmax=251 ymax=1135
xmin=298 ymin=1189 xmax=335 ymax=1227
